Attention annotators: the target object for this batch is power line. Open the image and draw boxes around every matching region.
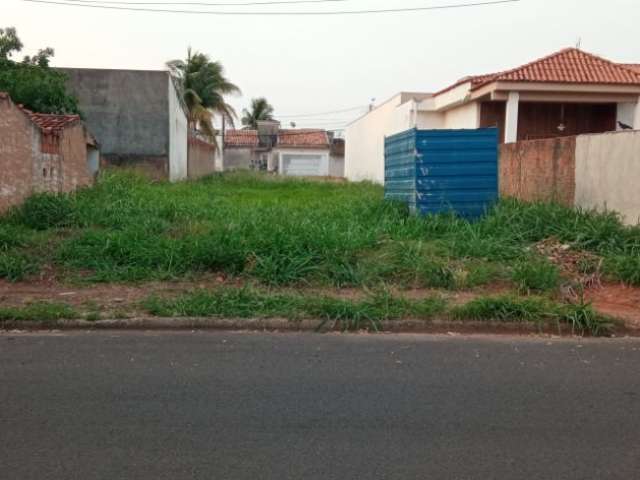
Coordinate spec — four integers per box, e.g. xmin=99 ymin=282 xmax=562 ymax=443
xmin=277 ymin=106 xmax=367 ymax=118
xmin=69 ymin=0 xmax=356 ymax=5
xmin=21 ymin=0 xmax=522 ymax=16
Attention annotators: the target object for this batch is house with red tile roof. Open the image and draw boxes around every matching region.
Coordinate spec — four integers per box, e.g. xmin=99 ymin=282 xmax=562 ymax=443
xmin=224 ymin=120 xmax=342 ymax=177
xmin=0 ymin=92 xmax=99 ymax=212
xmin=345 ymin=48 xmax=640 ymax=183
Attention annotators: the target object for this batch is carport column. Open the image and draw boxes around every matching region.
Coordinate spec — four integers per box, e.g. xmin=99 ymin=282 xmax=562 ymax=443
xmin=634 ymin=97 xmax=640 ymax=130
xmin=278 ymin=152 xmax=283 ymax=174
xmin=505 ymin=92 xmax=520 ymax=143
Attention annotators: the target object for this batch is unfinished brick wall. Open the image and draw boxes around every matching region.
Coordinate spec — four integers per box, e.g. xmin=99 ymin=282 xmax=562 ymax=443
xmin=0 ymin=96 xmax=37 ymax=212
xmin=0 ymin=95 xmax=94 ymax=213
xmin=187 ymin=135 xmax=217 ymax=179
xmin=499 ymin=136 xmax=576 ymax=206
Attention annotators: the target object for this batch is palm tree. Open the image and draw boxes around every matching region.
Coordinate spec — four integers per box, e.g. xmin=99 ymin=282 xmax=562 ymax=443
xmin=241 ymin=97 xmax=275 ymax=129
xmin=167 ymin=48 xmax=240 ymax=142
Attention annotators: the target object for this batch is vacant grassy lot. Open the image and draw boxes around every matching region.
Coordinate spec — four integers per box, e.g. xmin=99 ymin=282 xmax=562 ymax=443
xmin=1 ymin=170 xmax=639 ymax=334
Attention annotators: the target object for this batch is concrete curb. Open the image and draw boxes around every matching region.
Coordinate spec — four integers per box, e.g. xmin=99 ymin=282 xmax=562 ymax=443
xmin=2 ymin=316 xmax=631 ymax=336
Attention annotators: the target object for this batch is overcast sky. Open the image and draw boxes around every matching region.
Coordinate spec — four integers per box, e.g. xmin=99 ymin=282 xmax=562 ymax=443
xmin=4 ymin=0 xmax=639 ymax=130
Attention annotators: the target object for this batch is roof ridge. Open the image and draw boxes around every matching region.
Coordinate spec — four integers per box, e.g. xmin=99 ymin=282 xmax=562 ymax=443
xmin=472 ymin=47 xmax=576 ymax=89
xmin=471 ymin=47 xmax=640 ymax=90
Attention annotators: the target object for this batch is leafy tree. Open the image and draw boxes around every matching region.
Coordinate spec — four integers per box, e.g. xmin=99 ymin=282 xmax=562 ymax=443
xmin=167 ymin=48 xmax=240 ymax=142
xmin=0 ymin=27 xmax=78 ymax=114
xmin=0 ymin=27 xmax=22 ymax=59
xmin=241 ymin=97 xmax=275 ymax=129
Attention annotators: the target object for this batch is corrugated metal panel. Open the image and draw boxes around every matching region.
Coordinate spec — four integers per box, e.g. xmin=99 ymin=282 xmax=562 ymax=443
xmin=384 ymin=129 xmax=417 ymax=208
xmin=384 ymin=128 xmax=498 ymax=218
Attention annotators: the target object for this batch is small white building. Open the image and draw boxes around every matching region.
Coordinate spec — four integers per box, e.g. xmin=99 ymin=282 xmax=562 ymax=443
xmin=223 ymin=122 xmax=343 ymax=177
xmin=346 ymin=48 xmax=640 ymax=184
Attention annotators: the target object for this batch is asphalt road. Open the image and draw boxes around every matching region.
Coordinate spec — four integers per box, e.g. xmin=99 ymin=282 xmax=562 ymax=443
xmin=1 ymin=331 xmax=639 ymax=480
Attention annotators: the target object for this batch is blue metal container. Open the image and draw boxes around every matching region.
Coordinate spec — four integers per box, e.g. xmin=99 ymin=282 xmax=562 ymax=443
xmin=385 ymin=128 xmax=498 ymax=219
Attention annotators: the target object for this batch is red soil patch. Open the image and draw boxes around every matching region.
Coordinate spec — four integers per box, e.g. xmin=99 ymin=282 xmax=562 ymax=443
xmin=587 ymin=284 xmax=640 ymax=329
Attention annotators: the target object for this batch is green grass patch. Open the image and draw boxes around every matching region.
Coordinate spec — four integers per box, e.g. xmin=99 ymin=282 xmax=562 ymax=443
xmin=1 ymin=170 xmax=639 ymax=287
xmin=0 ymin=252 xmax=36 ymax=282
xmin=512 ymin=258 xmax=561 ymax=294
xmin=0 ymin=302 xmax=79 ymax=323
xmin=451 ymin=295 xmax=614 ymax=336
xmin=142 ymin=287 xmax=447 ymax=332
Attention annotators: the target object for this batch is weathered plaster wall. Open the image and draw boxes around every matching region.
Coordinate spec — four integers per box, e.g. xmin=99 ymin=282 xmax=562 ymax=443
xmin=575 ymin=130 xmax=640 ymax=225
xmin=61 ymin=68 xmax=179 ymax=180
xmin=187 ymin=135 xmax=217 ymax=179
xmin=499 ymin=136 xmax=576 ymax=206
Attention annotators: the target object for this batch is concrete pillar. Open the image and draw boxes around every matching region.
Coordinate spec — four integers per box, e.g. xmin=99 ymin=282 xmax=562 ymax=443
xmin=505 ymin=92 xmax=520 ymax=143
xmin=634 ymin=98 xmax=640 ymax=130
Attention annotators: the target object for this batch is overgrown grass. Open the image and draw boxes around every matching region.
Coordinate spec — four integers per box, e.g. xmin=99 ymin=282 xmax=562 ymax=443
xmin=0 ymin=302 xmax=78 ymax=323
xmin=143 ymin=287 xmax=447 ymax=331
xmin=451 ymin=295 xmax=614 ymax=336
xmin=0 ymin=170 xmax=638 ymax=289
xmin=512 ymin=258 xmax=561 ymax=294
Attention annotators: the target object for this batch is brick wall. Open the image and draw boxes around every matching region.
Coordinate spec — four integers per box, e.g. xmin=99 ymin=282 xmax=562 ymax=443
xmin=59 ymin=124 xmax=94 ymax=192
xmin=0 ymin=96 xmax=94 ymax=213
xmin=0 ymin=96 xmax=37 ymax=212
xmin=187 ymin=135 xmax=217 ymax=179
xmin=499 ymin=136 xmax=576 ymax=206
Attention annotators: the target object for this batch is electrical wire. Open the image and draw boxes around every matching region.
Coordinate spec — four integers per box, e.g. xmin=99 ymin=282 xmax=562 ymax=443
xmin=277 ymin=106 xmax=367 ymax=118
xmin=21 ymin=0 xmax=522 ymax=16
xmin=68 ymin=0 xmax=358 ymax=5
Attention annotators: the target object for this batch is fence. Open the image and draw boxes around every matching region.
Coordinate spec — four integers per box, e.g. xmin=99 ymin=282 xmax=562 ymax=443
xmin=499 ymin=130 xmax=640 ymax=225
xmin=385 ymin=128 xmax=499 ymax=218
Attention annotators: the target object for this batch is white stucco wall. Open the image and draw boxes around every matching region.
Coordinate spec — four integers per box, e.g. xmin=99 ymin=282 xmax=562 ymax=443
xmin=345 ymin=94 xmax=405 ymax=184
xmin=168 ymin=77 xmax=188 ymax=182
xmin=444 ymin=102 xmax=480 ymax=129
xmin=617 ymin=102 xmax=636 ymax=130
xmin=575 ymin=130 xmax=640 ymax=225
xmin=345 ymin=92 xmax=486 ymax=184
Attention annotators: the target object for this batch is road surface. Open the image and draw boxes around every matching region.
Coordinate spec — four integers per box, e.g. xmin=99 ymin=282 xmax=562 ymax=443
xmin=1 ymin=331 xmax=639 ymax=479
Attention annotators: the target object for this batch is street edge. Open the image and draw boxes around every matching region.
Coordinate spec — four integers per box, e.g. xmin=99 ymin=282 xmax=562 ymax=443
xmin=1 ymin=316 xmax=636 ymax=337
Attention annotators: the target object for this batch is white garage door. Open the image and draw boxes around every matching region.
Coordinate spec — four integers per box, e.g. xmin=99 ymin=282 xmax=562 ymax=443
xmin=282 ymin=154 xmax=324 ymax=176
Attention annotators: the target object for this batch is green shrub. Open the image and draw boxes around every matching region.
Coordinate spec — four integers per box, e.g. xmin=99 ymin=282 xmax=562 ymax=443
xmin=560 ymin=302 xmax=614 ymax=337
xmin=16 ymin=193 xmax=75 ymax=230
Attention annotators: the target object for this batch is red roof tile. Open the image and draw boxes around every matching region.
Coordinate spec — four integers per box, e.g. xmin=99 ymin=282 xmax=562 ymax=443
xmin=472 ymin=48 xmax=640 ymax=90
xmin=225 ymin=129 xmax=259 ymax=147
xmin=436 ymin=49 xmax=640 ymax=96
xmin=277 ymin=129 xmax=329 ymax=149
xmin=620 ymin=63 xmax=640 ymax=74
xmin=27 ymin=112 xmax=81 ymax=132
